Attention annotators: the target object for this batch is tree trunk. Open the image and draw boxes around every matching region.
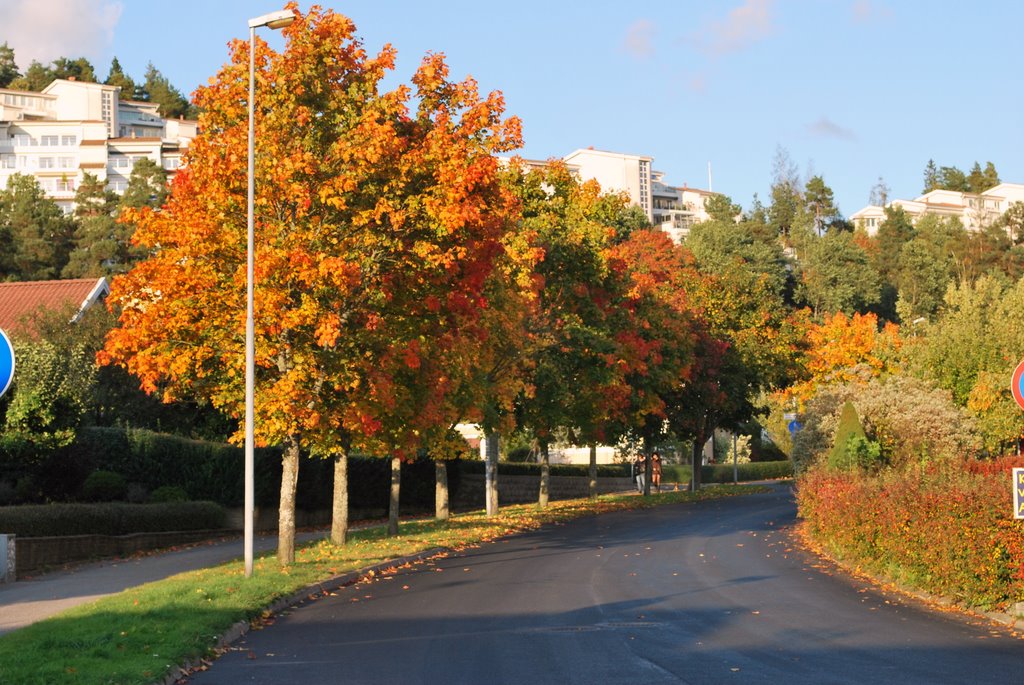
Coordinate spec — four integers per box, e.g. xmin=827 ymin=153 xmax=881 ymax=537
xmin=485 ymin=430 xmax=499 ymax=517
xmin=435 ymin=460 xmax=449 ymax=521
xmin=538 ymin=441 xmax=550 ymax=507
xmin=387 ymin=456 xmax=401 ymax=537
xmin=278 ymin=436 xmax=300 ymax=565
xmin=588 ymin=443 xmax=597 ymax=500
xmin=330 ymin=451 xmax=348 ymax=545
xmin=691 ymin=430 xmax=704 ymax=493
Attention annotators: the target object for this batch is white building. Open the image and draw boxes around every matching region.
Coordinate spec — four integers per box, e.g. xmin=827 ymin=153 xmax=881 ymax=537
xmin=0 ymin=78 xmax=196 ymax=213
xmin=562 ymin=148 xmax=717 ymax=243
xmin=850 ymin=183 xmax=1024 ymax=236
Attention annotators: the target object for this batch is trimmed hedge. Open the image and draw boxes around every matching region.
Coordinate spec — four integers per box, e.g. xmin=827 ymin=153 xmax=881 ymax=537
xmin=0 ymin=501 xmax=227 ymax=537
xmin=660 ymin=460 xmax=793 ymax=484
xmin=457 ymin=460 xmax=631 ymax=478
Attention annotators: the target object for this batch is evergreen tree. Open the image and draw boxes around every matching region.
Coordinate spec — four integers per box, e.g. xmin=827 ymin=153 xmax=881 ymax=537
xmin=768 ymin=146 xmax=801 ymax=238
xmin=922 ymin=159 xmax=939 ymax=194
xmin=119 ymin=158 xmax=168 ymax=209
xmin=0 ymin=42 xmax=19 ymax=88
xmin=0 ymin=174 xmax=74 ymax=280
xmin=804 ymin=175 xmax=840 ymax=236
xmin=9 ymin=60 xmax=52 ymax=91
xmin=938 ymin=165 xmax=968 ymax=192
xmin=63 ymin=173 xmax=128 ymax=278
xmin=140 ymin=63 xmax=192 ymax=119
xmin=982 ymin=161 xmax=1000 ymax=190
xmin=104 ymin=57 xmax=137 ymax=98
xmin=49 ymin=57 xmax=97 ymax=83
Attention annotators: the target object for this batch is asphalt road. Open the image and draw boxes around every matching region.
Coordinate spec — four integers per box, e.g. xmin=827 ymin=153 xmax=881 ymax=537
xmin=187 ymin=484 xmax=1022 ymax=684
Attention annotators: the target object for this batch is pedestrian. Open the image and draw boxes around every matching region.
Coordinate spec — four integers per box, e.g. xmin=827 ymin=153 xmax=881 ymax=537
xmin=651 ymin=451 xmax=662 ymax=492
xmin=633 ymin=454 xmax=646 ymax=493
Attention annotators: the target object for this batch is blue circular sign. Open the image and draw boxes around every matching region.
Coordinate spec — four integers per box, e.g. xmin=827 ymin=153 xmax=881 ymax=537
xmin=0 ymin=328 xmax=14 ymax=399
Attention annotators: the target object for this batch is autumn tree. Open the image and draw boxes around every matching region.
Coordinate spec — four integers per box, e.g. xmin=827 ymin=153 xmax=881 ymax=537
xmin=783 ymin=311 xmax=902 ymax=406
xmin=505 ymin=161 xmax=632 ymax=506
xmin=908 ymin=275 xmax=1024 ymax=452
xmin=100 ymin=6 xmax=526 ymax=559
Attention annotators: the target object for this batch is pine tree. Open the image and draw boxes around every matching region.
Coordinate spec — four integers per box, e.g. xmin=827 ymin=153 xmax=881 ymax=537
xmin=104 ymin=57 xmax=137 ymax=98
xmin=0 ymin=42 xmax=19 ymax=88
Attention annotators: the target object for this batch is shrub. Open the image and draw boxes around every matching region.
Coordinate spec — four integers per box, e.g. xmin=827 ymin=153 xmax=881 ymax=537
xmin=845 ymin=435 xmax=883 ymax=471
xmin=797 ymin=463 xmax=1024 ymax=611
xmin=827 ymin=401 xmax=869 ymax=471
xmin=0 ymin=501 xmax=227 ymax=537
xmin=82 ymin=470 xmax=128 ymax=502
xmin=792 ymin=375 xmax=980 ymax=473
xmin=506 ymin=446 xmax=535 ymax=462
xmin=150 ymin=485 xmax=189 ymax=503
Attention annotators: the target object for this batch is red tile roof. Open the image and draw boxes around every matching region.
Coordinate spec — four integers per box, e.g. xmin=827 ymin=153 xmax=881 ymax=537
xmin=0 ymin=278 xmax=108 ymax=336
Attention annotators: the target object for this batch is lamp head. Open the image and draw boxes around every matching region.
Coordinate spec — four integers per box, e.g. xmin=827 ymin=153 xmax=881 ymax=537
xmin=248 ymin=9 xmax=297 ymax=30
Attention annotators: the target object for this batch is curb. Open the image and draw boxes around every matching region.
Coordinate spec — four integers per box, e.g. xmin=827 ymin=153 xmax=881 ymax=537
xmin=792 ymin=523 xmax=1024 ymax=634
xmin=160 ymin=546 xmax=449 ymax=684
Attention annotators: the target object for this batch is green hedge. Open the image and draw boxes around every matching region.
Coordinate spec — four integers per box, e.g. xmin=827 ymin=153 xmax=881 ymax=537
xmin=703 ymin=460 xmax=793 ymax=482
xmin=457 ymin=460 xmax=631 ymax=478
xmin=660 ymin=460 xmax=792 ymax=484
xmin=0 ymin=501 xmax=226 ymax=537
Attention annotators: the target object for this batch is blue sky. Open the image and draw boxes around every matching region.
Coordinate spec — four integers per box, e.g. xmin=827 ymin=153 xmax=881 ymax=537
xmin=5 ymin=0 xmax=1023 ymax=217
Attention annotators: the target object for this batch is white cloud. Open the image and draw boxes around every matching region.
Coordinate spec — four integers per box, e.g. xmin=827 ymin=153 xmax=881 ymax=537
xmin=622 ymin=19 xmax=656 ymax=60
xmin=692 ymin=0 xmax=776 ymax=58
xmin=806 ymin=116 xmax=857 ymax=141
xmin=3 ymin=0 xmax=122 ymax=70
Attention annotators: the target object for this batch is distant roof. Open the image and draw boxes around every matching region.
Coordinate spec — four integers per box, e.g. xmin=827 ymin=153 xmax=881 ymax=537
xmin=0 ymin=278 xmax=109 ymax=336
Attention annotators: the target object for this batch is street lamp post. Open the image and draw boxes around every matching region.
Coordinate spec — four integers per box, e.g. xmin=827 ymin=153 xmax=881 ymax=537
xmin=245 ymin=9 xmax=295 ymax=579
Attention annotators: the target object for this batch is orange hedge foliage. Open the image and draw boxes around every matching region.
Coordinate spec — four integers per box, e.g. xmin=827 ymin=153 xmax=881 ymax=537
xmin=797 ymin=458 xmax=1024 ymax=610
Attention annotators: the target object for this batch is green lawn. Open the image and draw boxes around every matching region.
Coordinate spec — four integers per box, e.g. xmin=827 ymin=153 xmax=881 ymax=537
xmin=0 ymin=485 xmax=767 ymax=684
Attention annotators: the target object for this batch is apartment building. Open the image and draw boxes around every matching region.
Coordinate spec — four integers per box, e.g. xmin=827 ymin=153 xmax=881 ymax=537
xmin=0 ymin=78 xmax=196 ymax=213
xmin=562 ymin=148 xmax=716 ymax=243
xmin=850 ymin=183 xmax=1024 ymax=236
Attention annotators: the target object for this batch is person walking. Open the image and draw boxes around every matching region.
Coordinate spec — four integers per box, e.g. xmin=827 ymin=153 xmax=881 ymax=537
xmin=633 ymin=454 xmax=646 ymax=493
xmin=651 ymin=452 xmax=662 ymax=492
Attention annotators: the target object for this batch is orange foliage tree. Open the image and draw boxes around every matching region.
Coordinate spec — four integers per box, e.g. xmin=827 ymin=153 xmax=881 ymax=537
xmin=100 ymin=6 xmax=526 ymax=560
xmin=783 ymin=311 xmax=902 ymax=406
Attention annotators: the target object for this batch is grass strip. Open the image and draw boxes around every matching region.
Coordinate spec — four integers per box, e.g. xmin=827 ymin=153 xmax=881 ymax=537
xmin=0 ymin=485 xmax=767 ymax=684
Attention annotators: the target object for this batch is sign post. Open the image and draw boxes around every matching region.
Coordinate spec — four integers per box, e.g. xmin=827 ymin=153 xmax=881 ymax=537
xmin=1014 ymin=468 xmax=1024 ymax=520
xmin=0 ymin=328 xmax=14 ymax=399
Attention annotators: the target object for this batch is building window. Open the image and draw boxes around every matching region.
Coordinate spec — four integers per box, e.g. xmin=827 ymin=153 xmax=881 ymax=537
xmin=58 ymin=156 xmax=76 ymax=169
xmin=40 ymin=135 xmax=59 ymax=146
xmin=12 ymin=134 xmax=33 ymax=147
xmin=0 ymin=154 xmax=14 ymax=169
xmin=163 ymin=157 xmax=180 ymax=170
xmin=61 ymin=135 xmax=77 ymax=146
xmin=38 ymin=156 xmax=55 ymax=169
xmin=108 ymin=154 xmax=132 ymax=169
xmin=55 ymin=178 xmax=75 ymax=192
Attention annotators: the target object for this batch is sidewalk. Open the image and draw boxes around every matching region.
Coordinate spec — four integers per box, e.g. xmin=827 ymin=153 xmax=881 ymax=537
xmin=0 ymin=529 xmax=329 ymax=635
